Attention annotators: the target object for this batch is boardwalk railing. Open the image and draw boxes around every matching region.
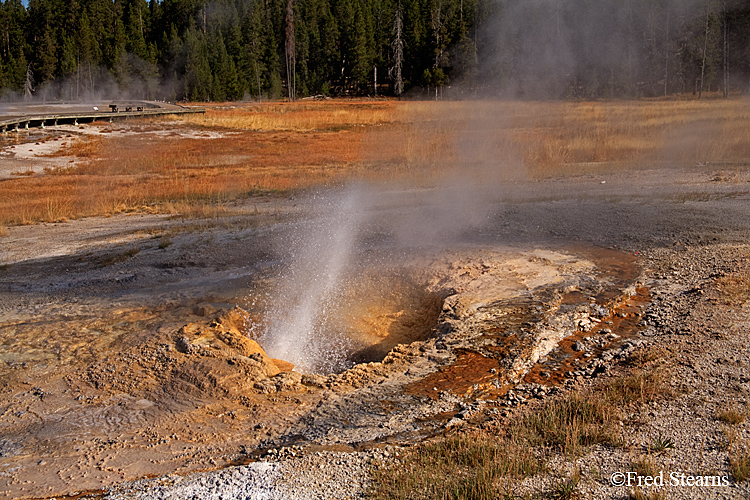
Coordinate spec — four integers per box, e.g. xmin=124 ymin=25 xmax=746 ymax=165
xmin=0 ymin=101 xmax=205 ymax=133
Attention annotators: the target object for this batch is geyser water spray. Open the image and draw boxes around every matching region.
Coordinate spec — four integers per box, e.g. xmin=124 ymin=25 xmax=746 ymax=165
xmin=259 ymin=187 xmax=369 ymax=373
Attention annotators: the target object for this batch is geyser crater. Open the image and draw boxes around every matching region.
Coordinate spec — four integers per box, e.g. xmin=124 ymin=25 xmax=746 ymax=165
xmin=249 ymin=269 xmax=446 ymax=374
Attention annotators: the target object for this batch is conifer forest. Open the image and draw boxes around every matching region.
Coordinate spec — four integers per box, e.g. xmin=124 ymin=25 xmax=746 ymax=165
xmin=1 ymin=0 xmax=749 ymax=101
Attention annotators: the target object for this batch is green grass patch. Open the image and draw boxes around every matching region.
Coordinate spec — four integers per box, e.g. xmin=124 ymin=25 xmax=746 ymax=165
xmin=519 ymin=391 xmax=617 ymax=457
xmin=368 ymin=433 xmax=541 ymax=500
xmin=649 ymin=432 xmax=675 ymax=454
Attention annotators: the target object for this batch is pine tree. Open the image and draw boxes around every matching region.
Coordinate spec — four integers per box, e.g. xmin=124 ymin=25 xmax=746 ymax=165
xmin=184 ymin=25 xmax=212 ymax=100
xmin=1 ymin=0 xmax=29 ymax=92
xmin=240 ymin=1 xmax=268 ymax=100
xmin=319 ymin=5 xmax=340 ymax=92
xmin=354 ymin=5 xmax=371 ymax=90
xmin=125 ymin=0 xmax=151 ymax=60
xmin=209 ymin=31 xmax=240 ymax=101
xmin=36 ymin=30 xmax=58 ymax=85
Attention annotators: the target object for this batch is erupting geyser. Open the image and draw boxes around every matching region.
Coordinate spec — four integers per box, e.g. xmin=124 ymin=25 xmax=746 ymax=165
xmin=258 ymin=188 xmax=371 ymax=373
xmin=250 ymin=185 xmax=449 ymax=374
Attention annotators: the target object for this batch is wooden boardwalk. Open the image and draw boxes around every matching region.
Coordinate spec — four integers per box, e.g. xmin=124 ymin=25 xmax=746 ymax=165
xmin=0 ymin=101 xmax=204 ymax=133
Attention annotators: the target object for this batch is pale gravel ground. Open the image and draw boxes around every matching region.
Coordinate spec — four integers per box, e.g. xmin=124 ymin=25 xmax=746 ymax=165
xmin=512 ymin=244 xmax=750 ymax=499
xmin=104 ymin=449 xmax=377 ymax=500
xmin=0 ymin=213 xmax=172 ymax=265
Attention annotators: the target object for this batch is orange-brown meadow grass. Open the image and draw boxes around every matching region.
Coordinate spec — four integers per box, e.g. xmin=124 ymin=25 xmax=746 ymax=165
xmin=172 ymin=100 xmax=399 ymax=131
xmin=1 ymin=97 xmax=749 ymax=226
xmin=369 ymin=97 xmax=750 ymax=176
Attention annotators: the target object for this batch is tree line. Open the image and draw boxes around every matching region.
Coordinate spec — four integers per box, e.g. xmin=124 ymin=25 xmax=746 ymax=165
xmin=0 ymin=0 xmax=748 ymax=102
xmin=474 ymin=0 xmax=750 ymax=99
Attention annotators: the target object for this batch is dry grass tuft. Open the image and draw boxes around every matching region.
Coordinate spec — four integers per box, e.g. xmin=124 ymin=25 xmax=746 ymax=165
xmin=550 ymin=470 xmax=581 ymax=500
xmin=732 ymin=449 xmax=750 ymax=482
xmin=630 ymin=454 xmax=659 ymax=478
xmin=44 ymin=136 xmax=104 ymax=158
xmin=716 ymin=271 xmax=750 ymax=306
xmin=10 ymin=169 xmax=35 ymax=177
xmin=602 ymin=362 xmax=672 ymax=406
xmin=43 ymin=165 xmax=77 ymax=175
xmin=96 ymin=247 xmax=140 ymax=267
xmin=718 ymin=407 xmax=746 ymax=425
